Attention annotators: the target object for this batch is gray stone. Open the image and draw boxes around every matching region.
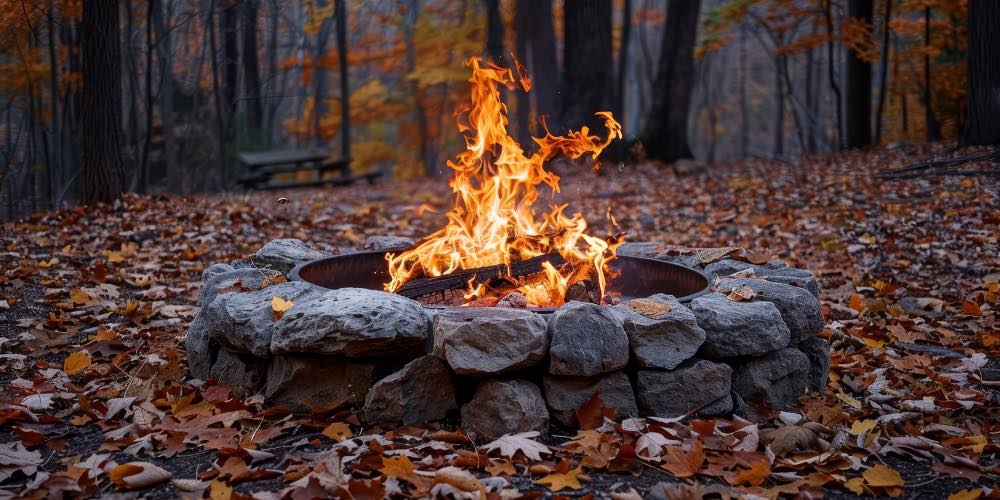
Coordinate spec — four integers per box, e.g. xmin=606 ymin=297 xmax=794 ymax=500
xmin=542 ymin=371 xmax=638 ymax=426
xmin=616 ymin=242 xmax=663 ymax=258
xmin=364 ymin=355 xmax=457 ymax=427
xmin=252 ymin=239 xmax=331 ymax=273
xmin=264 ymin=356 xmax=377 ymax=410
xmin=461 ymin=379 xmax=549 ymax=439
xmin=362 ymin=236 xmax=415 ymax=251
xmin=271 ymin=288 xmax=429 ymax=358
xmin=636 ymin=359 xmax=733 ymax=417
xmin=205 ymin=281 xmax=319 ymax=358
xmin=548 ymin=301 xmax=629 ymax=376
xmin=613 ymin=295 xmax=705 ymax=369
xmin=731 ymin=347 xmax=810 ymax=407
xmin=717 ymin=278 xmax=824 ymax=343
xmin=691 ymin=293 xmax=791 ymax=359
xmin=797 ymin=336 xmax=831 ymax=393
xmin=201 ymin=267 xmax=284 ymax=312
xmin=432 ymin=308 xmax=548 ymax=376
xmin=209 ymin=348 xmax=267 ymax=398
xmin=704 ymin=259 xmax=819 ymax=297
xmin=185 ymin=313 xmax=218 ymax=380
xmin=652 ymin=252 xmax=702 ymax=269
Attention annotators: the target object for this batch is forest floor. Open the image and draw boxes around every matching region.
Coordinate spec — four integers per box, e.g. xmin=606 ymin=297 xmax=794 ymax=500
xmin=1 ymin=144 xmax=998 ymax=499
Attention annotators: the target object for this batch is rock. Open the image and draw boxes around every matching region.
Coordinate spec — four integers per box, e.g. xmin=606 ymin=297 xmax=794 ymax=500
xmin=209 ymin=348 xmax=266 ymax=398
xmin=548 ymin=301 xmax=629 ymax=376
xmin=252 ymin=239 xmax=331 ymax=273
xmin=691 ymin=293 xmax=790 ymax=359
xmin=461 ymin=379 xmax=549 ymax=439
xmin=185 ymin=313 xmax=218 ymax=380
xmin=636 ymin=359 xmax=733 ymax=417
xmin=797 ymin=336 xmax=831 ymax=393
xmin=717 ymin=278 xmax=824 ymax=344
xmin=730 ymin=347 xmax=810 ymax=407
xmin=432 ymin=308 xmax=547 ymax=376
xmin=616 ymin=242 xmax=662 ymax=258
xmin=542 ymin=371 xmax=638 ymax=426
xmin=264 ymin=356 xmax=377 ymax=410
xmin=364 ymin=355 xmax=457 ymax=427
xmin=704 ymin=259 xmax=819 ymax=297
xmin=652 ymin=252 xmax=703 ymax=269
xmin=613 ymin=295 xmax=705 ymax=369
xmin=362 ymin=236 xmax=415 ymax=251
xmin=271 ymin=288 xmax=429 ymax=358
xmin=201 ymin=267 xmax=284 ymax=312
xmin=205 ymin=281 xmax=319 ymax=358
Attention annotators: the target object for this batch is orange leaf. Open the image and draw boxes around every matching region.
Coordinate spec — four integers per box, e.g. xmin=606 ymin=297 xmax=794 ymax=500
xmin=574 ymin=391 xmax=615 ymax=430
xmin=728 ymin=460 xmax=770 ymax=486
xmin=662 ymin=440 xmax=705 ymax=479
xmin=948 ymin=488 xmax=983 ymax=500
xmin=110 ymin=462 xmax=172 ymax=489
xmin=863 ymin=463 xmax=903 ymax=487
xmin=536 ymin=466 xmax=582 ymax=491
xmin=849 ymin=294 xmax=865 ymax=312
xmin=962 ymin=300 xmax=982 ymax=316
xmin=321 ymin=422 xmax=353 ymax=442
xmin=64 ymin=351 xmax=92 ymax=375
xmin=271 ymin=296 xmax=294 ymax=320
xmin=379 ymin=455 xmax=414 ymax=478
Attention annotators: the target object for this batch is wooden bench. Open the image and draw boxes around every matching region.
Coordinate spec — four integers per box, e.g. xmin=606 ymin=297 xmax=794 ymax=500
xmin=236 ymin=148 xmax=381 ymax=190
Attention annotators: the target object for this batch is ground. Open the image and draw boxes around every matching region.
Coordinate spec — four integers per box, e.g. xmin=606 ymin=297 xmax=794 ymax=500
xmin=1 ymin=144 xmax=997 ymax=499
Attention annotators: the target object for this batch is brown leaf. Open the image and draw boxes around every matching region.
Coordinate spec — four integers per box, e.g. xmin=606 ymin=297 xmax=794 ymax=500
xmin=662 ymin=440 xmax=705 ymax=479
xmin=63 ymin=351 xmax=92 ymax=375
xmin=574 ymin=391 xmax=615 ymax=430
xmin=761 ymin=425 xmax=820 ymax=456
xmin=109 ymin=462 xmax=172 ymax=490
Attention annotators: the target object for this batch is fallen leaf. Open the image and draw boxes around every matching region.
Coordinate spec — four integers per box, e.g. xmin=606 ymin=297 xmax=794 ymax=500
xmin=727 ymin=284 xmax=756 ymax=301
xmin=574 ymin=391 xmax=615 ymax=430
xmin=486 ymin=459 xmax=515 ymax=476
xmin=727 ymin=460 xmax=770 ymax=486
xmin=379 ymin=455 xmax=414 ymax=478
xmin=271 ymin=296 xmax=294 ymax=320
xmin=536 ymin=466 xmax=582 ymax=491
xmin=63 ymin=351 xmax=92 ymax=375
xmin=662 ymin=440 xmax=705 ymax=479
xmin=948 ymin=488 xmax=983 ymax=500
xmin=762 ymin=425 xmax=820 ymax=456
xmin=482 ymin=431 xmax=551 ymax=460
xmin=321 ymin=422 xmax=353 ymax=442
xmin=863 ymin=463 xmax=903 ymax=488
xmin=109 ymin=462 xmax=172 ymax=489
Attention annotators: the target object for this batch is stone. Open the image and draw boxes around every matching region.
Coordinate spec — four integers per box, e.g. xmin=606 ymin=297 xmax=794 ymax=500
xmin=717 ymin=278 xmax=824 ymax=344
xmin=432 ymin=308 xmax=547 ymax=376
xmin=264 ymin=356 xmax=377 ymax=410
xmin=252 ymin=239 xmax=331 ymax=273
xmin=797 ymin=336 xmax=831 ymax=393
xmin=613 ymin=295 xmax=705 ymax=369
xmin=209 ymin=348 xmax=266 ymax=398
xmin=461 ymin=379 xmax=549 ymax=439
xmin=205 ymin=281 xmax=319 ymax=358
xmin=636 ymin=359 xmax=733 ymax=417
xmin=652 ymin=252 xmax=702 ymax=269
xmin=271 ymin=288 xmax=429 ymax=358
xmin=730 ymin=347 xmax=810 ymax=407
xmin=201 ymin=267 xmax=284 ymax=312
xmin=704 ymin=259 xmax=819 ymax=297
xmin=362 ymin=236 xmax=415 ymax=251
xmin=691 ymin=293 xmax=791 ymax=359
xmin=364 ymin=355 xmax=457 ymax=427
xmin=185 ymin=313 xmax=218 ymax=380
xmin=542 ymin=371 xmax=638 ymax=427
xmin=548 ymin=301 xmax=629 ymax=376
xmin=615 ymin=242 xmax=662 ymax=258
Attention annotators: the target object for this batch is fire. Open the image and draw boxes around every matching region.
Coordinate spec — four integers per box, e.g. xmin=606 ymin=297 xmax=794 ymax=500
xmin=385 ymin=57 xmax=623 ymax=307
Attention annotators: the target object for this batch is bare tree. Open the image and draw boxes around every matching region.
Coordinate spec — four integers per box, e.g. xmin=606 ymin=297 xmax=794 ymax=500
xmin=242 ymin=0 xmax=263 ymax=131
xmin=562 ymin=0 xmax=614 ymax=132
xmin=81 ymin=0 xmax=125 ymax=203
xmin=845 ymin=0 xmax=872 ymax=149
xmin=961 ymin=0 xmax=1000 ymax=145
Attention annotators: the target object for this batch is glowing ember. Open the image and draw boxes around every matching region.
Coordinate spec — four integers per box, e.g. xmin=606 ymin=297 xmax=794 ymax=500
xmin=385 ymin=57 xmax=623 ymax=307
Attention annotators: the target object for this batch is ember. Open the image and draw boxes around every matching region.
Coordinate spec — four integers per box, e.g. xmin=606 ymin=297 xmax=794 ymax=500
xmin=384 ymin=58 xmax=623 ymax=307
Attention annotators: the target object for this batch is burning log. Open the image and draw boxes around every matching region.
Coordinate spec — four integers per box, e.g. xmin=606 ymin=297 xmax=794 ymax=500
xmin=564 ymin=264 xmax=602 ymax=304
xmin=396 ymin=253 xmax=567 ymax=300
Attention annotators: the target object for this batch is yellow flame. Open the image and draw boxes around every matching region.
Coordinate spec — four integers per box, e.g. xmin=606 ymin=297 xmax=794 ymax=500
xmin=385 ymin=57 xmax=623 ymax=307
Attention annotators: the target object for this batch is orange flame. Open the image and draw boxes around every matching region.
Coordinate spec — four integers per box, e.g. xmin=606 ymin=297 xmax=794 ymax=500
xmin=385 ymin=57 xmax=623 ymax=307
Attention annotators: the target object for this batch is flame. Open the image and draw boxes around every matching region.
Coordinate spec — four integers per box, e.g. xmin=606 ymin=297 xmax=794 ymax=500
xmin=385 ymin=57 xmax=623 ymax=307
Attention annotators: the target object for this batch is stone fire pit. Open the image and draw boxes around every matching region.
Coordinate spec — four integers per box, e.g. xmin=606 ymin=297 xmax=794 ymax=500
xmin=187 ymin=238 xmax=829 ymax=439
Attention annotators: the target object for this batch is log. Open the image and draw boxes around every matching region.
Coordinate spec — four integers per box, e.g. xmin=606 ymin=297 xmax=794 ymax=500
xmin=564 ymin=264 xmax=602 ymax=304
xmin=396 ymin=253 xmax=567 ymax=299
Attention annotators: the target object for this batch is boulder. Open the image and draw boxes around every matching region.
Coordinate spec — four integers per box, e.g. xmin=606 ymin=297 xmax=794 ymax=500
xmin=797 ymin=336 xmax=831 ymax=393
xmin=264 ymin=356 xmax=377 ymax=410
xmin=542 ymin=371 xmax=638 ymax=426
xmin=636 ymin=359 xmax=733 ymax=417
xmin=717 ymin=278 xmax=824 ymax=344
xmin=252 ymin=239 xmax=331 ymax=273
xmin=652 ymin=252 xmax=703 ymax=269
xmin=205 ymin=281 xmax=319 ymax=358
xmin=432 ymin=308 xmax=548 ymax=376
xmin=461 ymin=379 xmax=549 ymax=439
xmin=615 ymin=242 xmax=662 ymax=258
xmin=548 ymin=301 xmax=629 ymax=376
xmin=613 ymin=295 xmax=705 ymax=369
xmin=209 ymin=348 xmax=267 ymax=398
xmin=691 ymin=293 xmax=790 ymax=359
xmin=704 ymin=259 xmax=819 ymax=297
xmin=200 ymin=267 xmax=284 ymax=312
xmin=185 ymin=313 xmax=219 ymax=380
xmin=363 ymin=236 xmax=415 ymax=251
xmin=271 ymin=288 xmax=429 ymax=358
xmin=364 ymin=355 xmax=457 ymax=427
xmin=730 ymin=347 xmax=810 ymax=407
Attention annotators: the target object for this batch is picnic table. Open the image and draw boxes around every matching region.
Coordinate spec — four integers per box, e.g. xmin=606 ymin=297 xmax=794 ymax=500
xmin=236 ymin=148 xmax=381 ymax=190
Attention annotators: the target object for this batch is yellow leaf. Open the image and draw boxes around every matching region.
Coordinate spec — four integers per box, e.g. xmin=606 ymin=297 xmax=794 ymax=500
xmin=862 ymin=336 xmax=886 ymax=349
xmin=536 ymin=466 xmax=582 ymax=492
xmin=37 ymin=257 xmax=60 ymax=269
xmin=845 ymin=477 xmax=865 ymax=495
xmin=209 ymin=479 xmax=232 ymax=500
xmin=271 ymin=296 xmax=294 ymax=320
xmin=69 ymin=288 xmax=92 ymax=305
xmin=850 ymin=419 xmax=877 ymax=435
xmin=379 ymin=455 xmax=414 ymax=478
xmin=836 ymin=391 xmax=863 ymax=409
xmin=863 ymin=464 xmax=903 ymax=487
xmin=321 ymin=422 xmax=352 ymax=442
xmin=486 ymin=459 xmax=516 ymax=476
xmin=64 ymin=351 xmax=92 ymax=375
xmin=948 ymin=488 xmax=983 ymax=500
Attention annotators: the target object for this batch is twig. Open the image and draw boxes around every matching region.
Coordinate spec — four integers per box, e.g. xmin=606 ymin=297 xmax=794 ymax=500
xmin=875 ymin=149 xmax=999 ymax=178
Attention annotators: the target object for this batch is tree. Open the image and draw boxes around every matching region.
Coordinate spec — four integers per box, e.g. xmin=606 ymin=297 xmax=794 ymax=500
xmin=640 ymin=0 xmax=700 ymax=162
xmin=845 ymin=0 xmax=872 ymax=150
xmin=514 ymin=0 xmax=559 ymax=144
xmin=485 ymin=0 xmax=504 ymax=64
xmin=81 ymin=0 xmax=125 ymax=204
xmin=961 ymin=0 xmax=999 ymax=145
xmin=562 ymin=0 xmax=614 ymax=133
xmin=335 ymin=0 xmax=349 ymax=162
xmin=242 ymin=0 xmax=263 ymax=131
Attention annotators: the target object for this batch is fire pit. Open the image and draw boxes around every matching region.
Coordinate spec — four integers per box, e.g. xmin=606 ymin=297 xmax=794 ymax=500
xmin=288 ymin=250 xmax=710 ymax=312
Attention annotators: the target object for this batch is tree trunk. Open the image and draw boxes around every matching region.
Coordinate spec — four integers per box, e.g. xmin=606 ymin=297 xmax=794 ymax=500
xmin=242 ymin=0 xmax=263 ymax=130
xmin=962 ymin=0 xmax=1000 ymax=145
xmin=81 ymin=0 xmax=125 ymax=204
xmin=152 ymin=0 xmax=177 ymax=188
xmin=485 ymin=0 xmax=504 ymax=64
xmin=874 ymin=0 xmax=892 ymax=145
xmin=562 ymin=0 xmax=614 ymax=133
xmin=514 ymin=0 xmax=532 ymax=144
xmin=403 ymin=0 xmax=435 ymax=176
xmin=221 ymin=2 xmax=239 ymax=128
xmin=616 ymin=0 xmax=631 ymax=125
xmin=311 ymin=0 xmax=334 ymax=146
xmin=640 ymin=0 xmax=700 ymax=162
xmin=923 ymin=6 xmax=942 ymax=141
xmin=845 ymin=0 xmax=872 ymax=150
xmin=824 ymin=0 xmax=843 ymax=150
xmin=207 ymin=0 xmax=228 ymax=188
xmin=335 ymin=0 xmax=350 ymax=162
